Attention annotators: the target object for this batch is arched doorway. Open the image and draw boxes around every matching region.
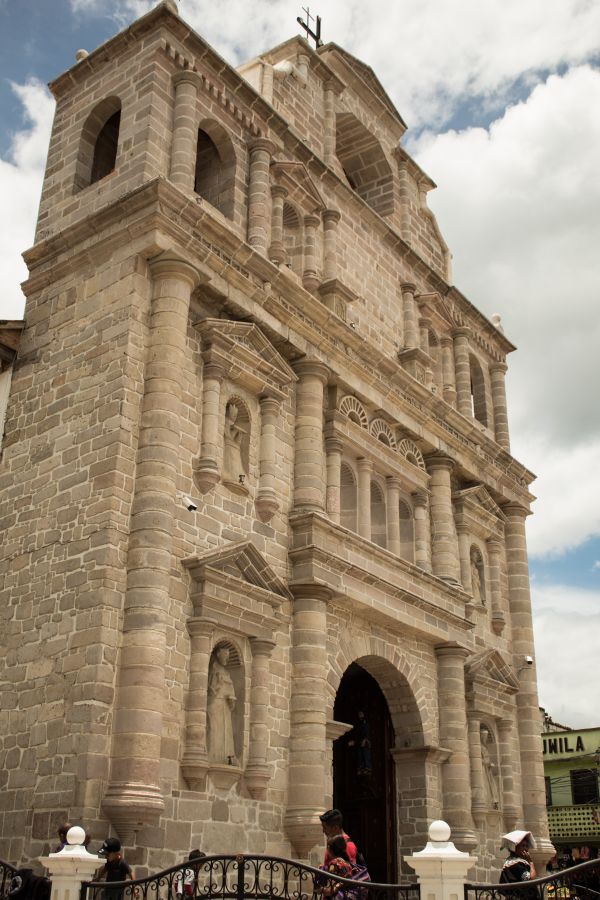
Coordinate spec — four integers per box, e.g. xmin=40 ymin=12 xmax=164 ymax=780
xmin=333 ymin=662 xmax=397 ymax=882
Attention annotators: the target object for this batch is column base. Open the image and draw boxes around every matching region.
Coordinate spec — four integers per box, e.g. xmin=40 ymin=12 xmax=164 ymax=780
xmin=531 ymin=836 xmax=556 ymax=873
xmin=285 ymin=808 xmax=323 ymax=859
xmin=245 ymin=763 xmax=272 ymax=800
xmin=491 ymin=610 xmax=506 ymax=634
xmin=102 ymin=783 xmax=164 ymax=844
xmin=448 ymin=827 xmax=479 ymax=851
xmin=181 ymin=753 xmax=209 ymax=792
xmin=255 ymin=491 xmax=280 ymax=523
xmin=193 ymin=460 xmax=220 ymax=493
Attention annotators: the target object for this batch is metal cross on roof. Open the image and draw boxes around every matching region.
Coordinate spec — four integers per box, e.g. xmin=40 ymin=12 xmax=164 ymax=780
xmin=297 ymin=6 xmax=322 ymax=48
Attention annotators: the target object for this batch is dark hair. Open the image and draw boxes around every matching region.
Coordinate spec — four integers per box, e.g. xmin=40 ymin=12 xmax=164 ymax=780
xmin=189 ymin=850 xmax=206 ymax=861
xmin=328 ymin=836 xmax=349 ymax=861
xmin=57 ymin=823 xmax=72 ymax=839
xmin=319 ymin=809 xmax=343 ymax=827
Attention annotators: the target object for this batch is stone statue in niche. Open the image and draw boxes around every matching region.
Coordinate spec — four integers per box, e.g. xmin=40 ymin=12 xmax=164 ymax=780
xmin=223 ymin=403 xmax=247 ymax=484
xmin=471 ymin=556 xmax=485 ymax=604
xmin=207 ymin=645 xmax=237 ymax=765
xmin=480 ymin=726 xmax=500 ymax=808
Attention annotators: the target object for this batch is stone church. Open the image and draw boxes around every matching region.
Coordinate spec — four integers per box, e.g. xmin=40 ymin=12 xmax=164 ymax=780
xmin=0 ymin=0 xmax=552 ymax=881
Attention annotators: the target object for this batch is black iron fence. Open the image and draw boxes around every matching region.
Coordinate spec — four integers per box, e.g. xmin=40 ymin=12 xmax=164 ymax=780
xmin=465 ymin=858 xmax=600 ymax=900
xmin=80 ymin=853 xmax=420 ymax=900
xmin=0 ymin=859 xmax=19 ymax=899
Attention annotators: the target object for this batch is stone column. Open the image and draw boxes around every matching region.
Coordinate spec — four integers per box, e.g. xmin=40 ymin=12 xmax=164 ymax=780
xmin=456 ymin=524 xmax=473 ymax=596
xmin=419 ymin=317 xmax=430 ymax=355
xmin=246 ymin=638 xmax=276 ymax=799
xmin=103 ymin=254 xmax=199 ymax=839
xmin=256 ymin=395 xmax=280 ymax=522
xmin=285 ymin=584 xmax=332 ymax=857
xmin=490 ymin=362 xmax=510 ymax=451
xmin=452 ymin=327 xmax=472 ymax=417
xmin=322 ymin=208 xmax=341 ymax=282
xmin=468 ymin=717 xmax=487 ymax=823
xmin=435 ymin=644 xmax=477 ymax=849
xmin=181 ymin=618 xmax=214 ymax=791
xmin=498 ymin=717 xmax=521 ymax=830
xmin=323 ymin=82 xmax=337 ymax=167
xmin=247 ymin=138 xmax=276 ymax=256
xmin=413 ymin=490 xmax=432 ymax=572
xmin=386 ymin=476 xmax=402 ymax=556
xmin=303 ymin=214 xmax=321 ymax=292
xmin=170 ymin=71 xmax=200 ymax=190
xmin=504 ymin=502 xmax=553 ymax=866
xmin=402 ymin=282 xmax=419 ymax=350
xmin=426 ymin=456 xmax=460 ymax=583
xmin=292 ymin=360 xmax=328 ymax=512
xmin=357 ymin=457 xmax=372 ymax=541
xmin=269 ymin=185 xmax=287 ymax=265
xmin=194 ymin=362 xmax=225 ymax=493
xmin=325 ymin=437 xmax=343 ymax=524
xmin=441 ymin=336 xmax=457 ymax=406
xmin=487 ymin=538 xmax=506 ymax=633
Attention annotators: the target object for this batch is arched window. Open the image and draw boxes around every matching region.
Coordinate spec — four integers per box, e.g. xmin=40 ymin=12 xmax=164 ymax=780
xmin=194 ymin=120 xmax=236 ymax=219
xmin=399 ymin=500 xmax=414 ymax=563
xmin=74 ymin=96 xmax=122 ymax=192
xmin=283 ymin=202 xmax=303 ymax=276
xmin=335 ymin=113 xmax=394 ymax=217
xmin=470 ymin=355 xmax=488 ymax=427
xmin=370 ymin=480 xmax=387 ymax=548
xmin=340 ymin=463 xmax=357 ymax=532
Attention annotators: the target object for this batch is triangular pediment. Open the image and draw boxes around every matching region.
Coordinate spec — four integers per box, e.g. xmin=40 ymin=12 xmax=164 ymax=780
xmin=466 ymin=649 xmax=519 ymax=693
xmin=194 ymin=319 xmax=296 ymax=398
xmin=453 ymin=485 xmax=506 ymax=519
xmin=271 ymin=161 xmax=326 ymax=213
xmin=183 ymin=539 xmax=292 ymax=600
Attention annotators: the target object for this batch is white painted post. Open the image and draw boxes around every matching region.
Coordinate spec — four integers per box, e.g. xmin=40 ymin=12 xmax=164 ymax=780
xmin=40 ymin=826 xmax=100 ymax=900
xmin=404 ymin=821 xmax=477 ymax=900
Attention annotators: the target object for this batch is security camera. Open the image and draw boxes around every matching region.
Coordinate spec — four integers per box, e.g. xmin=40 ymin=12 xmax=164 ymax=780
xmin=182 ymin=495 xmax=198 ymax=512
xmin=525 ymin=655 xmax=534 ymax=666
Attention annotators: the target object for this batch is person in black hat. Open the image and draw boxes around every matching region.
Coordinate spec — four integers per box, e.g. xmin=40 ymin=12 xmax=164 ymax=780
xmin=95 ymin=837 xmax=134 ymax=900
xmin=320 ymin=810 xmax=358 ymax=867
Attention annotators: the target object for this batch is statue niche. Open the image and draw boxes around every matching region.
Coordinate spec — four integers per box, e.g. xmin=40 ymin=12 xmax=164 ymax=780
xmin=470 ymin=547 xmax=486 ymax=605
xmin=207 ymin=643 xmax=242 ymax=766
xmin=222 ymin=399 xmax=250 ymax=491
xmin=480 ymin=725 xmax=501 ymax=809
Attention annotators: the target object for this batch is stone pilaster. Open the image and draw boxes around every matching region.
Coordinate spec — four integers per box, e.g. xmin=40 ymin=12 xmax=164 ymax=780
xmin=441 ymin=336 xmax=457 ymax=406
xmin=285 ymin=584 xmax=332 ymax=857
xmin=302 ymin=214 xmax=321 ymax=293
xmin=170 ymin=72 xmax=201 ymax=190
xmin=413 ymin=490 xmax=432 ymax=572
xmin=322 ymin=209 xmax=341 ymax=282
xmin=452 ymin=326 xmax=472 ymax=417
xmin=269 ymin=185 xmax=287 ymax=265
xmin=194 ymin=362 xmax=225 ymax=493
xmin=419 ymin=317 xmax=431 ymax=355
xmin=498 ymin=717 xmax=521 ymax=831
xmin=456 ymin=524 xmax=473 ymax=596
xmin=468 ymin=717 xmax=487 ymax=823
xmin=487 ymin=538 xmax=506 ymax=634
xmin=103 ymin=254 xmax=200 ymax=840
xmin=386 ymin=476 xmax=402 ymax=556
xmin=435 ymin=643 xmax=477 ymax=849
xmin=181 ymin=618 xmax=214 ymax=791
xmin=490 ymin=362 xmax=510 ymax=451
xmin=256 ymin=395 xmax=281 ymax=522
xmin=357 ymin=457 xmax=373 ymax=541
xmin=323 ymin=82 xmax=337 ymax=167
xmin=292 ymin=360 xmax=328 ymax=512
xmin=325 ymin=437 xmax=343 ymax=524
xmin=247 ymin=138 xmax=276 ymax=255
xmin=246 ymin=638 xmax=276 ymax=800
xmin=504 ymin=502 xmax=553 ymax=865
xmin=402 ymin=282 xmax=419 ymax=350
xmin=426 ymin=456 xmax=460 ymax=583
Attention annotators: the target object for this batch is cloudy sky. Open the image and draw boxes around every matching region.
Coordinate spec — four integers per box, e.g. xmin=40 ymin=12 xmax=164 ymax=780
xmin=1 ymin=0 xmax=599 ymax=728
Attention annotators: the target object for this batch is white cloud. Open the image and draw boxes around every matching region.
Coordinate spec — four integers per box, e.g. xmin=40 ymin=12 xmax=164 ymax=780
xmin=69 ymin=0 xmax=600 ymax=127
xmin=532 ymin=582 xmax=600 ymax=728
xmin=412 ymin=66 xmax=600 ymax=558
xmin=0 ymin=80 xmax=55 ymax=321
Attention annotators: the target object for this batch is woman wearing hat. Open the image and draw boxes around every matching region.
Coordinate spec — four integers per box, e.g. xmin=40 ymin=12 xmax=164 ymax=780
xmin=500 ymin=831 xmax=537 ymax=884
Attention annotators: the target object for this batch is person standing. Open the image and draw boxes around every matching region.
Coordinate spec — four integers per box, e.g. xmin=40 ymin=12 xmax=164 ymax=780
xmin=499 ymin=831 xmax=537 ymax=883
xmin=95 ymin=837 xmax=134 ymax=900
xmin=174 ymin=849 xmax=207 ymax=899
xmin=320 ymin=810 xmax=358 ymax=867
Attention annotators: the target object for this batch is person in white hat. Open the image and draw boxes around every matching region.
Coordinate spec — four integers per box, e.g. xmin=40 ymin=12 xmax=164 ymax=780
xmin=499 ymin=830 xmax=537 ymax=883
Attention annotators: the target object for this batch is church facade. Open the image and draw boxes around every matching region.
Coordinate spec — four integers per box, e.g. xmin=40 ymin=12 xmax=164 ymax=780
xmin=0 ymin=0 xmax=552 ymax=881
